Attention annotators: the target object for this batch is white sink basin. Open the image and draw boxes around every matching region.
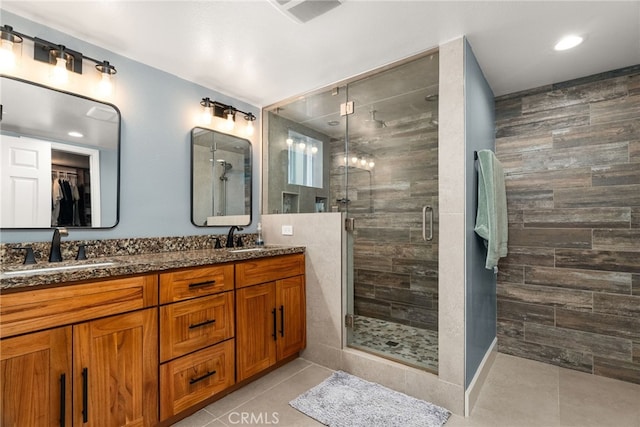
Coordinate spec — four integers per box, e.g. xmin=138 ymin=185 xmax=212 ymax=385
xmin=229 ymin=248 xmax=265 ymax=253
xmin=2 ymin=262 xmax=116 ymax=277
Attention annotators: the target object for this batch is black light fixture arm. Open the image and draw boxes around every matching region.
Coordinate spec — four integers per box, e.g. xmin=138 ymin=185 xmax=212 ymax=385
xmin=200 ymin=97 xmax=256 ymax=122
xmin=0 ymin=24 xmax=117 ymax=75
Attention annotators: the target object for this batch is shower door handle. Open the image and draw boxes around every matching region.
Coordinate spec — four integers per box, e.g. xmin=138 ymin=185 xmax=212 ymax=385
xmin=422 ymin=205 xmax=433 ymax=241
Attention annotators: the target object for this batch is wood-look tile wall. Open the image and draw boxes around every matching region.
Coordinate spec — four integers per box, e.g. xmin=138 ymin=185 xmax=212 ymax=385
xmin=495 ymin=65 xmax=640 ymax=384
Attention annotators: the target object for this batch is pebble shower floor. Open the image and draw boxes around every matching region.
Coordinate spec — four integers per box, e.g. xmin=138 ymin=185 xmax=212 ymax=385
xmin=350 ymin=315 xmax=438 ymax=372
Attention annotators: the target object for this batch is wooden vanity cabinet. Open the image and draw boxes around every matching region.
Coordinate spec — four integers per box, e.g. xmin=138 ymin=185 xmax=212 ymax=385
xmin=235 ymin=254 xmax=306 ymax=381
xmin=158 ymin=264 xmax=235 ymax=421
xmin=0 ymin=275 xmax=158 ymax=427
xmin=0 ymin=251 xmax=305 ymax=426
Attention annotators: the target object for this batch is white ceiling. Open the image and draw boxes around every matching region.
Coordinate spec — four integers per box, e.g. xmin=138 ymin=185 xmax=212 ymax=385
xmin=2 ymin=1 xmax=639 ymax=107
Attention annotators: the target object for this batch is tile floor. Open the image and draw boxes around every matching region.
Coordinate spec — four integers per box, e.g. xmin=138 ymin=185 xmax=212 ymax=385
xmin=350 ymin=315 xmax=438 ymax=372
xmin=172 ymin=353 xmax=640 ymax=427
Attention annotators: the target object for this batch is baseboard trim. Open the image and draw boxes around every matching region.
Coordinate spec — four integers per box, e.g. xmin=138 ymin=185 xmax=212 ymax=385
xmin=464 ymin=337 xmax=497 ymax=416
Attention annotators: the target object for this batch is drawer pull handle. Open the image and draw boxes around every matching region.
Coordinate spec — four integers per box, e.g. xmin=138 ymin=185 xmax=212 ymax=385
xmin=82 ymin=368 xmax=88 ymax=423
xmin=190 ymin=370 xmax=217 ymax=384
xmin=59 ymin=373 xmax=66 ymax=427
xmin=189 ymin=280 xmax=217 ymax=289
xmin=189 ymin=319 xmax=216 ymax=329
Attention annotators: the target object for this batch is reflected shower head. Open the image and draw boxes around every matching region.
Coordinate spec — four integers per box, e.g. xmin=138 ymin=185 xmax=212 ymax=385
xmin=217 ymin=159 xmax=232 ymax=171
xmin=364 ymin=110 xmax=386 ymax=129
xmin=217 ymin=159 xmax=232 ymax=181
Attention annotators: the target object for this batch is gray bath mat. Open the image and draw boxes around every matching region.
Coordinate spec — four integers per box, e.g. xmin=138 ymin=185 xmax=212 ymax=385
xmin=289 ymin=370 xmax=451 ymax=427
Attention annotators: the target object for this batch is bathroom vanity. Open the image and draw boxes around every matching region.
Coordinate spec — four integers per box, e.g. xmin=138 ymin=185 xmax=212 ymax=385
xmin=0 ymin=247 xmax=305 ymax=426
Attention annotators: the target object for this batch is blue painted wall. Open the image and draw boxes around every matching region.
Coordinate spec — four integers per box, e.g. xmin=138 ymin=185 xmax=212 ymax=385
xmin=464 ymin=38 xmax=496 ymax=389
xmin=1 ymin=11 xmax=260 ymax=244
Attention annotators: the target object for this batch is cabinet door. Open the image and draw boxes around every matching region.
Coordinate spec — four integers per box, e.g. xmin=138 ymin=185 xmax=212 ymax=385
xmin=73 ymin=308 xmax=158 ymax=427
xmin=276 ymin=275 xmax=306 ymax=360
xmin=236 ymin=283 xmax=277 ymax=381
xmin=1 ymin=327 xmax=72 ymax=427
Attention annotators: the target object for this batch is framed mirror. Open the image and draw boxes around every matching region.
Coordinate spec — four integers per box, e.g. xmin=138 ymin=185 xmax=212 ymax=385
xmin=191 ymin=127 xmax=251 ymax=227
xmin=0 ymin=76 xmax=120 ymax=229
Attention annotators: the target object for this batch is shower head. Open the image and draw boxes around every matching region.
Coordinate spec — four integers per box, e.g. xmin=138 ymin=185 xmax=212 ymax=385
xmin=217 ymin=160 xmax=233 ymax=171
xmin=364 ymin=110 xmax=386 ymax=129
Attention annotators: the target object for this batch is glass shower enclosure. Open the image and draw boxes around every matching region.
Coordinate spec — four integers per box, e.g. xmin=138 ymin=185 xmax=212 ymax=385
xmin=265 ymin=50 xmax=439 ymax=372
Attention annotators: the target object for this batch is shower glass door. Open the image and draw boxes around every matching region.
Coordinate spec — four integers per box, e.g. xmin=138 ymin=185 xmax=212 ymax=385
xmin=343 ymin=52 xmax=439 ymax=372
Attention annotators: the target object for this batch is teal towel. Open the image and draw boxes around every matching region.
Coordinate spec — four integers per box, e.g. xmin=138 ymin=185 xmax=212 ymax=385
xmin=474 ymin=150 xmax=508 ymax=271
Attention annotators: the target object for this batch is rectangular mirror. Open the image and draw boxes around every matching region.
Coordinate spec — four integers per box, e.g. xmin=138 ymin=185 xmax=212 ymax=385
xmin=0 ymin=76 xmax=120 ymax=229
xmin=191 ymin=127 xmax=251 ymax=227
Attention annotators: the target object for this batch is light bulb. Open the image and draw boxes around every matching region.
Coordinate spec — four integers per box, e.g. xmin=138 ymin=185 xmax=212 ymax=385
xmin=225 ymin=111 xmax=235 ymax=131
xmin=343 ymin=156 xmax=347 ymax=164
xmin=369 ymin=161 xmax=375 ymax=168
xmin=351 ymin=156 xmax=358 ymax=164
xmin=246 ymin=120 xmax=254 ymax=136
xmin=51 ymin=57 xmax=69 ymax=85
xmin=360 ymin=158 xmax=367 ymax=166
xmin=286 ymin=138 xmax=293 ymax=146
xmin=201 ymin=105 xmax=212 ymax=125
xmin=96 ymin=72 xmax=113 ymax=97
xmin=311 ymin=146 xmax=318 ymax=154
xmin=298 ymin=142 xmax=306 ymax=150
xmin=0 ymin=39 xmax=16 ymax=72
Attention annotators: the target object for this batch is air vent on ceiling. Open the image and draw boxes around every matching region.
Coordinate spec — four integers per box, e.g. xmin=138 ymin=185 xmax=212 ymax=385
xmin=86 ymin=106 xmax=118 ymax=123
xmin=268 ymin=0 xmax=345 ymax=23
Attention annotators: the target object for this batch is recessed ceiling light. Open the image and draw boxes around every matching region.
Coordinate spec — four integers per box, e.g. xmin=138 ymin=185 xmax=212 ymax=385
xmin=554 ymin=35 xmax=584 ymax=51
xmin=68 ymin=131 xmax=83 ymax=138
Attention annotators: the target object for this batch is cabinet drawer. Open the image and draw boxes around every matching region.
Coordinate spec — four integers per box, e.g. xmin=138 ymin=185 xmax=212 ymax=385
xmin=160 ymin=292 xmax=234 ymax=362
xmin=235 ymin=254 xmax=305 ymax=288
xmin=159 ymin=264 xmax=234 ymax=304
xmin=160 ymin=339 xmax=235 ymax=421
xmin=0 ymin=275 xmax=158 ymax=338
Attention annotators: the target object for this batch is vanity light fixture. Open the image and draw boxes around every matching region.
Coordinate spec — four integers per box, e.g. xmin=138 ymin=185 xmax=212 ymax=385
xmin=200 ymin=97 xmax=214 ymax=125
xmin=0 ymin=24 xmax=117 ymax=95
xmin=95 ymin=60 xmax=117 ymax=97
xmin=224 ymin=107 xmax=235 ymax=131
xmin=49 ymin=46 xmax=72 ymax=85
xmin=244 ymin=113 xmax=256 ymax=136
xmin=199 ymin=97 xmax=257 ymax=136
xmin=0 ymin=25 xmax=23 ymax=72
xmin=345 ymin=152 xmax=375 ymax=170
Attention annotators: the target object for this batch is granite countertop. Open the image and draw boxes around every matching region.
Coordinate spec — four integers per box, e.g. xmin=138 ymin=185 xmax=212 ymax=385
xmin=0 ymin=245 xmax=305 ymax=291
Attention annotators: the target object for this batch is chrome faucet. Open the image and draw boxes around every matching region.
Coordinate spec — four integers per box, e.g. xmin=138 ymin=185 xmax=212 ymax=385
xmin=226 ymin=226 xmax=243 ymax=248
xmin=48 ymin=227 xmax=68 ymax=262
